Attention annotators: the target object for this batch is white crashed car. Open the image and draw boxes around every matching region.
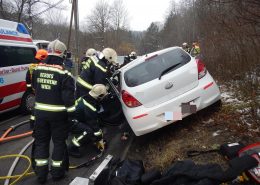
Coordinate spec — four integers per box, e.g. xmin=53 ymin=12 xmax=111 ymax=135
xmin=111 ymin=47 xmax=221 ymax=136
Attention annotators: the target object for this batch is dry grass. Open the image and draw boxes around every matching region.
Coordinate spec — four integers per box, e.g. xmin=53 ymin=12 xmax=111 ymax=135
xmin=127 ymin=101 xmax=259 ymax=171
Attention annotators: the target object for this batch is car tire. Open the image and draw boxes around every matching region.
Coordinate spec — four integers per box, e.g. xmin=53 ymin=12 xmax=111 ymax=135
xmin=20 ymin=90 xmax=35 ymax=114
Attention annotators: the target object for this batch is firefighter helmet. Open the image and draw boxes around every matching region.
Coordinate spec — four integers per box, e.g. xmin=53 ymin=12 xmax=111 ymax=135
xmin=86 ymin=48 xmax=97 ymax=57
xmin=102 ymin=48 xmax=118 ymax=65
xmin=130 ymin=51 xmax=137 ymax=57
xmin=182 ymin=42 xmax=188 ymax=47
xmin=47 ymin=40 xmax=67 ymax=58
xmin=35 ymin=49 xmax=48 ymax=61
xmin=89 ymin=84 xmax=108 ymax=100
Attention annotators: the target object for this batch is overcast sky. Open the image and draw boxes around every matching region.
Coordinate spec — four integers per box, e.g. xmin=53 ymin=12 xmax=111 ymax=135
xmin=61 ymin=0 xmax=174 ymax=31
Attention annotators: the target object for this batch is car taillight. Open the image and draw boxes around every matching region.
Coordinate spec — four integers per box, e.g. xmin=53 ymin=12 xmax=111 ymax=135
xmin=121 ymin=90 xmax=142 ymax=108
xmin=196 ymin=59 xmax=207 ymax=79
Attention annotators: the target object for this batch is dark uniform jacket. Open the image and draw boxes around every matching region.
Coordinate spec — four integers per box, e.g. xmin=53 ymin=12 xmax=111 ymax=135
xmin=121 ymin=55 xmax=137 ymax=67
xmin=76 ymin=56 xmax=108 ymax=99
xmin=32 ymin=57 xmax=75 ymax=120
xmin=80 ymin=56 xmax=89 ymax=72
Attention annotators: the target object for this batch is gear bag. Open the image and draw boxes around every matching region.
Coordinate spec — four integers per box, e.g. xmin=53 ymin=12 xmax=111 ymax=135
xmin=238 ymin=142 xmax=260 ymax=183
xmin=94 ymin=158 xmax=145 ymax=185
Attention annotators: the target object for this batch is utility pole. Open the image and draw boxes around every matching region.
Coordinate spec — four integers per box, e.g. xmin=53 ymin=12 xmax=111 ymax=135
xmin=67 ymin=0 xmax=80 ymax=76
xmin=67 ymin=0 xmax=75 ymax=50
xmin=74 ymin=0 xmax=80 ymax=76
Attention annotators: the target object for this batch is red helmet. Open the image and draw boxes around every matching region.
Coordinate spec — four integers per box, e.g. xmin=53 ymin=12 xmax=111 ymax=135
xmin=35 ymin=49 xmax=48 ymax=61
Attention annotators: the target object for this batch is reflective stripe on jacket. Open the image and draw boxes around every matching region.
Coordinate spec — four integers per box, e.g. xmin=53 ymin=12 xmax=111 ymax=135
xmin=76 ymin=56 xmax=108 ymax=98
xmin=32 ymin=62 xmax=75 ymax=120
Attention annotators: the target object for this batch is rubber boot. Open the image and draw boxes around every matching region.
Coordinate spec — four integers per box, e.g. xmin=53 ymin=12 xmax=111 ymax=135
xmin=51 ymin=167 xmax=65 ymax=182
xmin=35 ymin=165 xmax=48 ymax=184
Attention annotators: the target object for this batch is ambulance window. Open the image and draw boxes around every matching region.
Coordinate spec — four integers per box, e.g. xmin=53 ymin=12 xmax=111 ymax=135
xmin=0 ymin=46 xmax=36 ymax=67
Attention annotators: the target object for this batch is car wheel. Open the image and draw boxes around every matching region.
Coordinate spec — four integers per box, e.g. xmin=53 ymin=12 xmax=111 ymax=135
xmin=20 ymin=90 xmax=35 ymax=114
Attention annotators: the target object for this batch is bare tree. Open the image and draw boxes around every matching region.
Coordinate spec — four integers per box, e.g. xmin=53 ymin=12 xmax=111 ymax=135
xmin=1 ymin=0 xmax=66 ymax=30
xmin=0 ymin=0 xmax=14 ymax=19
xmin=110 ymin=0 xmax=129 ymax=30
xmin=86 ymin=0 xmax=111 ymax=34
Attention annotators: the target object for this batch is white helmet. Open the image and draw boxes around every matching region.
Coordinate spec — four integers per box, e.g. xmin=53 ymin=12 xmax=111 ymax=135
xmin=89 ymin=84 xmax=108 ymax=100
xmin=47 ymin=39 xmax=67 ymax=58
xmin=182 ymin=42 xmax=188 ymax=47
xmin=86 ymin=48 xmax=97 ymax=57
xmin=130 ymin=51 xmax=137 ymax=57
xmin=102 ymin=48 xmax=118 ymax=65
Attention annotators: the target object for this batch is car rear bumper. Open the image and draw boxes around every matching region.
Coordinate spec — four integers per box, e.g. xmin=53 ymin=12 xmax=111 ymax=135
xmin=122 ymin=72 xmax=221 ymax=136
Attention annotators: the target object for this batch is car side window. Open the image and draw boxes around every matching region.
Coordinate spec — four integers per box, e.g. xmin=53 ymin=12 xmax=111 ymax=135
xmin=124 ymin=48 xmax=191 ymax=87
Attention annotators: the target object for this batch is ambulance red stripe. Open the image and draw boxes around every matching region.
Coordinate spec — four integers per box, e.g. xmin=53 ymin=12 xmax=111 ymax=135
xmin=0 ymin=98 xmax=21 ymax=111
xmin=0 ymin=81 xmax=27 ymax=99
xmin=0 ymin=34 xmax=32 ymax=42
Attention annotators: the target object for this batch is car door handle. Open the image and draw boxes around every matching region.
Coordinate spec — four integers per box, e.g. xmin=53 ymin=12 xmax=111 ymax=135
xmin=165 ymin=82 xmax=173 ymax=89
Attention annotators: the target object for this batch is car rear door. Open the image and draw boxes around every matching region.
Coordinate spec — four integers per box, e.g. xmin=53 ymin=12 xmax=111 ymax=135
xmin=123 ymin=48 xmax=199 ymax=108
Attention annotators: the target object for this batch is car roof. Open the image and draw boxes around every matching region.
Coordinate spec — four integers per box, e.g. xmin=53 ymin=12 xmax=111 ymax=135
xmin=120 ymin=46 xmax=182 ymax=72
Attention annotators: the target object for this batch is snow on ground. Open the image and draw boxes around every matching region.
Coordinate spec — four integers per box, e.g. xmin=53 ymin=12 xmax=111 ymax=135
xmin=221 ymin=91 xmax=243 ymax=104
xmin=220 ymin=84 xmax=257 ymax=127
xmin=212 ymin=130 xmax=222 ymax=137
xmin=202 ymin=118 xmax=214 ymax=124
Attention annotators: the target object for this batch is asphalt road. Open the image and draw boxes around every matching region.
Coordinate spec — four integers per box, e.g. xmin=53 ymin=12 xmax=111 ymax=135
xmin=0 ymin=109 xmax=134 ymax=185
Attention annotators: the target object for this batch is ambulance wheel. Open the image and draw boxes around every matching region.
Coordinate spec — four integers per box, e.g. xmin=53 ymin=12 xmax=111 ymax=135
xmin=20 ymin=91 xmax=35 ymax=114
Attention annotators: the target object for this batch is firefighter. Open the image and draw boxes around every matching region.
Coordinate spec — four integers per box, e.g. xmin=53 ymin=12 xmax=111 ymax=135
xmin=190 ymin=42 xmax=201 ymax=57
xmin=31 ymin=40 xmax=75 ymax=183
xmin=76 ymin=47 xmax=117 ymax=99
xmin=121 ymin=51 xmax=137 ymax=67
xmin=129 ymin=51 xmax=137 ymax=60
xmin=182 ymin=42 xmax=190 ymax=53
xmin=26 ymin=49 xmax=48 ymax=90
xmin=26 ymin=49 xmax=48 ymax=128
xmin=68 ymin=84 xmax=108 ymax=157
xmin=80 ymin=48 xmax=97 ymax=71
xmin=70 ymin=48 xmax=118 ymax=157
xmin=63 ymin=51 xmax=74 ymax=72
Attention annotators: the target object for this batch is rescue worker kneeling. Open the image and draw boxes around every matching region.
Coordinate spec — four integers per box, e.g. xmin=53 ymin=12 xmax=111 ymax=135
xmin=68 ymin=84 xmax=108 ymax=158
xmin=31 ymin=40 xmax=75 ymax=184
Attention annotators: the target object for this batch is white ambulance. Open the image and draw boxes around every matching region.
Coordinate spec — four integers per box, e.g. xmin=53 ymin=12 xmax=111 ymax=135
xmin=0 ymin=19 xmax=37 ymax=113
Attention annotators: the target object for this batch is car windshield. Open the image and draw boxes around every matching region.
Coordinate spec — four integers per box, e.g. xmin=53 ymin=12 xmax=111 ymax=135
xmin=124 ymin=48 xmax=191 ymax=87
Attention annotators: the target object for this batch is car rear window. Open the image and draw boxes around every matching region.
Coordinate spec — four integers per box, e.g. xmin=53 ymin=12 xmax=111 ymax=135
xmin=0 ymin=46 xmax=36 ymax=67
xmin=124 ymin=48 xmax=191 ymax=87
